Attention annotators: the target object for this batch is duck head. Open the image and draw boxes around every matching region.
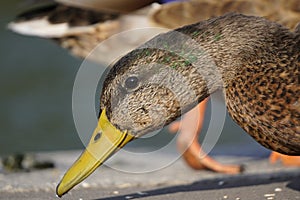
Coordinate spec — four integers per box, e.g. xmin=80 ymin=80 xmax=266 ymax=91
xmin=56 ymin=26 xmax=220 ymax=196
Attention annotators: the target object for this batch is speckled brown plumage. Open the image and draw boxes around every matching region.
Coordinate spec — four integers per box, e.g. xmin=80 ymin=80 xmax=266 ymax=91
xmin=149 ymin=0 xmax=300 ymax=30
xmin=224 ymin=26 xmax=300 ymax=154
xmin=100 ymin=13 xmax=300 ymax=155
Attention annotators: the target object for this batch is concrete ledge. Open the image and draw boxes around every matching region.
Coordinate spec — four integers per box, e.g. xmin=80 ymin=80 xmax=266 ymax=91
xmin=0 ymin=150 xmax=299 ymax=199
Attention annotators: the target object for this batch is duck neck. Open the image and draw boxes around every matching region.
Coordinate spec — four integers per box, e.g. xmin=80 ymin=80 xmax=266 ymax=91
xmin=173 ymin=13 xmax=292 ymax=89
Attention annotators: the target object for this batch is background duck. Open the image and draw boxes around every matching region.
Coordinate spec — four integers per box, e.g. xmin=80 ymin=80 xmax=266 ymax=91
xmin=8 ymin=0 xmax=159 ymax=62
xmin=8 ymin=0 xmax=300 ymax=175
xmin=8 ymin=0 xmax=300 ymax=60
xmin=150 ymin=0 xmax=300 ymax=29
xmin=56 ymin=13 xmax=300 ymax=196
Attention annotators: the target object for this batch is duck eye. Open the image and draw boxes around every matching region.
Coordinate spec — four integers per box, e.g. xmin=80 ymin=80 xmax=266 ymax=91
xmin=125 ymin=76 xmax=139 ymax=89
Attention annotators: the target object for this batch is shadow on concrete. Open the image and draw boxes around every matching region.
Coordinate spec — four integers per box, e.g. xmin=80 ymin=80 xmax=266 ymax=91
xmin=287 ymin=178 xmax=300 ymax=191
xmin=94 ymin=171 xmax=300 ymax=200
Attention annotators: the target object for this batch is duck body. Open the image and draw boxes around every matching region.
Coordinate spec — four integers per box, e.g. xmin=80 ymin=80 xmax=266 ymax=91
xmin=101 ymin=13 xmax=300 ymax=154
xmin=224 ymin=25 xmax=300 ymax=155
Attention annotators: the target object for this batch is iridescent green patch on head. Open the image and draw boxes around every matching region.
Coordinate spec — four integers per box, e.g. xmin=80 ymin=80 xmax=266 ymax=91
xmin=187 ymin=54 xmax=198 ymax=63
xmin=163 ymin=42 xmax=170 ymax=50
xmin=144 ymin=49 xmax=151 ymax=56
xmin=163 ymin=56 xmax=171 ymax=63
xmin=142 ymin=49 xmax=197 ymax=70
xmin=191 ymin=30 xmax=200 ymax=37
xmin=214 ymin=32 xmax=222 ymax=41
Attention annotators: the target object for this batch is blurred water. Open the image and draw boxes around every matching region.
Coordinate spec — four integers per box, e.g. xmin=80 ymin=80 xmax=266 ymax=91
xmin=0 ymin=1 xmax=270 ymax=157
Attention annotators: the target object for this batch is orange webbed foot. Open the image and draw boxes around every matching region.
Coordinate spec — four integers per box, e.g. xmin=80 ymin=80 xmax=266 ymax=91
xmin=269 ymin=151 xmax=300 ymax=167
xmin=169 ymin=99 xmax=243 ymax=174
xmin=179 ymin=139 xmax=243 ymax=174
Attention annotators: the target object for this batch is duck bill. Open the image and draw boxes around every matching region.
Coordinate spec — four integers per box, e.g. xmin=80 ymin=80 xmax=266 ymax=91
xmin=56 ymin=108 xmax=134 ymax=197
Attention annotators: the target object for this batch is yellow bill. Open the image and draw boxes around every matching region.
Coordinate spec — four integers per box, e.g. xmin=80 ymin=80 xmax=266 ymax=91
xmin=56 ymin=108 xmax=134 ymax=197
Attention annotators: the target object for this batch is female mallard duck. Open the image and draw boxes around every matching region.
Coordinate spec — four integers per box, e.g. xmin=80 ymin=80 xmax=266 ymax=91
xmin=7 ymin=0 xmax=244 ymax=174
xmin=56 ymin=13 xmax=300 ymax=196
xmin=10 ymin=0 xmax=300 ymax=172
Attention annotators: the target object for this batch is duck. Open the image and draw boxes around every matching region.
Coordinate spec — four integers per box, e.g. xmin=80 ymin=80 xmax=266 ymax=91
xmin=56 ymin=13 xmax=300 ymax=197
xmin=9 ymin=0 xmax=300 ymax=176
xmin=149 ymin=0 xmax=300 ymax=30
xmin=7 ymin=0 xmax=159 ymax=61
xmin=8 ymin=0 xmax=300 ymax=60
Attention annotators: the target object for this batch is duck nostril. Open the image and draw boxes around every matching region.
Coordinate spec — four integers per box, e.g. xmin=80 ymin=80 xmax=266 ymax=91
xmin=94 ymin=132 xmax=102 ymax=142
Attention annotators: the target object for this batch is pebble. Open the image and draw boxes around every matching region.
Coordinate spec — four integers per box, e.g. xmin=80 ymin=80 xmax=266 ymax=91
xmin=113 ymin=190 xmax=119 ymax=194
xmin=125 ymin=196 xmax=133 ymax=199
xmin=236 ymin=198 xmax=240 ymax=200
xmin=137 ymin=191 xmax=147 ymax=195
xmin=223 ymin=195 xmax=228 ymax=199
xmin=82 ymin=182 xmax=90 ymax=188
xmin=274 ymin=187 xmax=282 ymax=192
xmin=218 ymin=181 xmax=225 ymax=186
xmin=264 ymin=193 xmax=275 ymax=197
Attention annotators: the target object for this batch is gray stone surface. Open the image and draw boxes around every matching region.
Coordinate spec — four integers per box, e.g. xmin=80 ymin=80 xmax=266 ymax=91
xmin=0 ymin=151 xmax=299 ymax=199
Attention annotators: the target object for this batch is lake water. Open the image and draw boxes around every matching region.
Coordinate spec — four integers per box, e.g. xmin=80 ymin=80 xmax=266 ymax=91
xmin=0 ymin=1 xmax=270 ymax=157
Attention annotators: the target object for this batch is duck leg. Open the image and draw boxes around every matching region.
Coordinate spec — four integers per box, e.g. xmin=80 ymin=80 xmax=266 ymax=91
xmin=169 ymin=100 xmax=300 ymax=170
xmin=169 ymin=99 xmax=243 ymax=174
xmin=269 ymin=151 xmax=300 ymax=167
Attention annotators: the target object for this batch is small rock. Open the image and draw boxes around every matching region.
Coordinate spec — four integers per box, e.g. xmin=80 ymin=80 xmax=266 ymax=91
xmin=82 ymin=182 xmax=90 ymax=188
xmin=223 ymin=195 xmax=228 ymax=199
xmin=274 ymin=188 xmax=282 ymax=192
xmin=137 ymin=191 xmax=147 ymax=195
xmin=125 ymin=196 xmax=133 ymax=199
xmin=264 ymin=193 xmax=275 ymax=197
xmin=113 ymin=190 xmax=119 ymax=194
xmin=218 ymin=181 xmax=225 ymax=186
